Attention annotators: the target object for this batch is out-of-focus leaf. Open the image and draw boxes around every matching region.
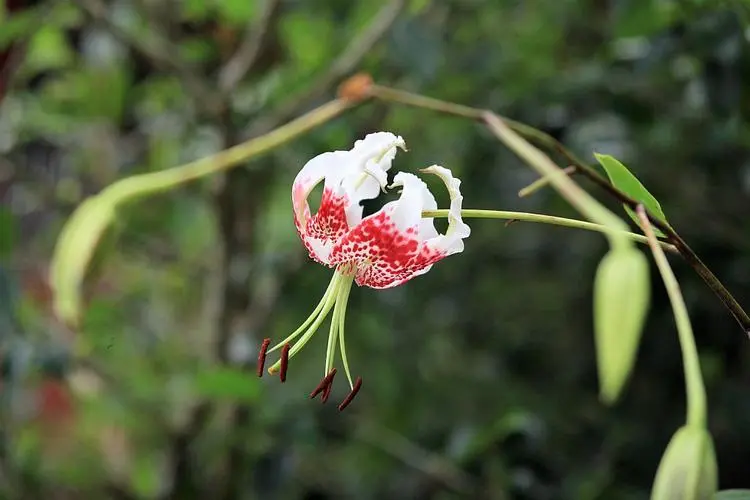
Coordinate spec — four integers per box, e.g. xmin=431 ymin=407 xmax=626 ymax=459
xmin=593 ymin=246 xmax=650 ymax=404
xmin=131 ymin=453 xmax=163 ymax=498
xmin=652 ymin=426 xmax=717 ymax=500
xmin=0 ymin=265 xmax=19 ymax=337
xmin=613 ymin=0 xmax=678 ymax=38
xmin=0 ymin=207 xmax=16 ymax=258
xmin=280 ymin=12 xmax=335 ymax=72
xmin=181 ymin=0 xmax=212 ymax=22
xmin=83 ymin=66 xmax=130 ymax=121
xmin=409 ymin=0 xmax=433 ymax=14
xmin=192 ymin=367 xmax=260 ymax=402
xmin=594 ymin=153 xmax=669 ymax=237
xmin=715 ymin=491 xmax=750 ymax=500
xmin=216 ymin=0 xmax=257 ymax=25
xmin=0 ymin=5 xmax=43 ymax=49
xmin=23 ymin=26 xmax=75 ymax=74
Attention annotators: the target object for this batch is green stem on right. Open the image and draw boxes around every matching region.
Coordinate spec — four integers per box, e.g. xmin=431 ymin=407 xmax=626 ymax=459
xmin=371 ymin=82 xmax=750 ymax=337
xmin=422 ymin=209 xmax=677 ymax=253
xmin=637 ymin=206 xmax=706 ymax=428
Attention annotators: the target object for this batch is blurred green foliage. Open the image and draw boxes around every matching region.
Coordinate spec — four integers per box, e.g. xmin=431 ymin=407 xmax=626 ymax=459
xmin=2 ymin=0 xmax=750 ymax=499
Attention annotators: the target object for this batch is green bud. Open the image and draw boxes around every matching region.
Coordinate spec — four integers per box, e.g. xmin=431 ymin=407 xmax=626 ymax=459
xmin=593 ymin=246 xmax=650 ymax=403
xmin=651 ymin=426 xmax=717 ymax=500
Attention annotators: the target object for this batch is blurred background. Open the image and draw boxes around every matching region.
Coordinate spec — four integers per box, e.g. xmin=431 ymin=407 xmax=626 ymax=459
xmin=2 ymin=0 xmax=750 ymax=498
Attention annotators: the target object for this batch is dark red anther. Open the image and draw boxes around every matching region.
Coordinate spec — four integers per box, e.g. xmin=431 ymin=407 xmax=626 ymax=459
xmin=279 ymin=343 xmax=290 ymax=382
xmin=310 ymin=369 xmax=337 ymax=400
xmin=337 ymin=377 xmax=362 ymax=411
xmin=321 ymin=381 xmax=333 ymax=403
xmin=256 ymin=338 xmax=271 ymax=377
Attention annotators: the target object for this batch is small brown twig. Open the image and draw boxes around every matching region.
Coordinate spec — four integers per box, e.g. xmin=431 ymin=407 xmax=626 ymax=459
xmin=217 ymin=0 xmax=281 ymax=92
xmin=245 ymin=0 xmax=406 ymax=136
xmin=72 ymin=0 xmax=223 ymax=116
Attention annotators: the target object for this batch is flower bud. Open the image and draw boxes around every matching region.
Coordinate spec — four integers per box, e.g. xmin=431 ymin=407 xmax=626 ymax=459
xmin=651 ymin=426 xmax=717 ymax=500
xmin=593 ymin=246 xmax=650 ymax=403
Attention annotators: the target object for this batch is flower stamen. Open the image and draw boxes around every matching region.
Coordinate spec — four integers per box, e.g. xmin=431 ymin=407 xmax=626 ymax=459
xmin=338 ymin=376 xmax=362 ymax=411
xmin=322 ymin=383 xmax=333 ymax=403
xmin=256 ymin=338 xmax=271 ymax=377
xmin=310 ymin=368 xmax=337 ymax=400
xmin=279 ymin=343 xmax=290 ymax=382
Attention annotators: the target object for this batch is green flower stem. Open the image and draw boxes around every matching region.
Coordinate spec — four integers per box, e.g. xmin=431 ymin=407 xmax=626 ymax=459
xmin=336 ymin=277 xmax=355 ymax=389
xmin=637 ymin=206 xmax=706 ymax=428
xmin=372 ymin=83 xmax=750 ymax=337
xmin=50 ymin=98 xmax=353 ymax=327
xmin=423 ymin=209 xmax=677 ymax=253
xmin=482 ymin=113 xmax=630 ymax=251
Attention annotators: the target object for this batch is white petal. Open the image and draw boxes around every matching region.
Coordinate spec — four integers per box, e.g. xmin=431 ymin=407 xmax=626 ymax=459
xmin=340 ymin=132 xmax=406 ymax=227
xmin=387 ymin=172 xmax=436 ymax=232
xmin=420 ymin=165 xmax=471 ymax=255
xmin=292 ymin=151 xmax=349 ymax=223
xmin=292 ymin=133 xmax=407 ymax=266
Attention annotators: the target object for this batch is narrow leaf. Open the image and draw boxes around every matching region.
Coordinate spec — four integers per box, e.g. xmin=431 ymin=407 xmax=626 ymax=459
xmin=715 ymin=491 xmax=750 ymax=500
xmin=594 ymin=153 xmax=669 ymax=237
xmin=593 ymin=246 xmax=650 ymax=403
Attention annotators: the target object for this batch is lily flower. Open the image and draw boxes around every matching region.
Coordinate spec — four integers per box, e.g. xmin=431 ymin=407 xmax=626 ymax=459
xmin=257 ymin=132 xmax=471 ymax=410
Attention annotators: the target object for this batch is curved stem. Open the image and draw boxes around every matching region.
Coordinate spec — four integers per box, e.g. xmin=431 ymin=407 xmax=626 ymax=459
xmin=372 ymin=83 xmax=750 ymax=337
xmin=337 ymin=278 xmax=355 ymax=389
xmin=422 ymin=209 xmax=677 ymax=253
xmin=637 ymin=206 xmax=706 ymax=427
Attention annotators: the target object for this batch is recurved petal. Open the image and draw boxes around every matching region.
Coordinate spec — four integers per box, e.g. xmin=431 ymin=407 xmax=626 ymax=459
xmin=420 ymin=165 xmax=471 ymax=256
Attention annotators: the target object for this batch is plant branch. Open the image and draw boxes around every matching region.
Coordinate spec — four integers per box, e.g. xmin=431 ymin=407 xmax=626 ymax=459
xmin=246 ymin=0 xmax=405 ymax=136
xmin=218 ymin=0 xmax=281 ymax=93
xmin=353 ymin=419 xmax=479 ymax=496
xmin=423 ymin=209 xmax=677 ymax=252
xmin=72 ymin=0 xmax=223 ymax=116
xmin=637 ymin=205 xmax=707 ymax=427
xmin=370 ymin=83 xmax=750 ymax=336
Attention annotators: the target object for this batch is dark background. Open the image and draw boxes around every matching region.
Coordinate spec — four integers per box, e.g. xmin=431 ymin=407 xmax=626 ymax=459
xmin=1 ymin=0 xmax=750 ymax=498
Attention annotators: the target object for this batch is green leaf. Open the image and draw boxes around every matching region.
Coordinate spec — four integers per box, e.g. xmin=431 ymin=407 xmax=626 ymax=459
xmin=0 ymin=207 xmax=17 ymax=259
xmin=715 ymin=491 xmax=750 ymax=500
xmin=593 ymin=246 xmax=650 ymax=404
xmin=130 ymin=453 xmax=162 ymax=498
xmin=594 ymin=153 xmax=669 ymax=237
xmin=192 ymin=367 xmax=260 ymax=402
xmin=280 ymin=12 xmax=335 ymax=72
xmin=652 ymin=426 xmax=717 ymax=500
xmin=24 ymin=26 xmax=76 ymax=73
xmin=216 ymin=0 xmax=257 ymax=25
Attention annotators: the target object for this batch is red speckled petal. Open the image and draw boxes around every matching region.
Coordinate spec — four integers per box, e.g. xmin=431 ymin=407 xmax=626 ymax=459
xmin=292 ymin=133 xmax=406 ymax=265
xmin=329 ymin=173 xmax=446 ymax=288
xmin=292 ymin=152 xmax=350 ymax=264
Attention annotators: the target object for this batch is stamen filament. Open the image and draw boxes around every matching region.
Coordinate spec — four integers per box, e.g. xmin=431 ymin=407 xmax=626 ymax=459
xmin=268 ymin=274 xmax=341 ymax=374
xmin=267 ymin=272 xmax=341 ymax=354
xmin=336 ymin=277 xmax=355 ymax=389
xmin=324 ymin=286 xmax=344 ymax=376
